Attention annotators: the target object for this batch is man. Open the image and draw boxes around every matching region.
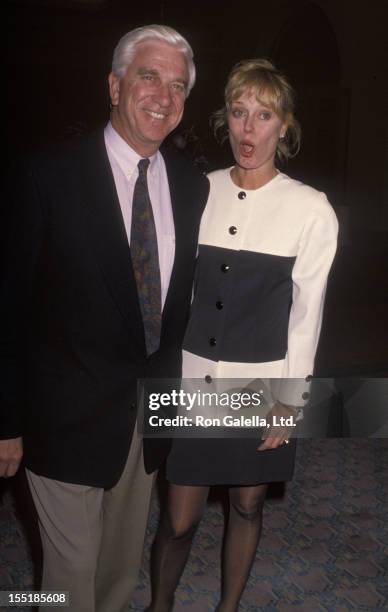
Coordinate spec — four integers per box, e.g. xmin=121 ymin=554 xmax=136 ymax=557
xmin=0 ymin=24 xmax=209 ymax=612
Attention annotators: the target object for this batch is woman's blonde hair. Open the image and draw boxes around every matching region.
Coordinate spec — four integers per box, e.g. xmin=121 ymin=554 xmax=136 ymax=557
xmin=212 ymin=58 xmax=301 ymax=161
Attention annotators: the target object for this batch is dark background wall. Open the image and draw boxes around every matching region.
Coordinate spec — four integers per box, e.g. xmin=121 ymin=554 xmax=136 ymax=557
xmin=6 ymin=0 xmax=388 ymax=374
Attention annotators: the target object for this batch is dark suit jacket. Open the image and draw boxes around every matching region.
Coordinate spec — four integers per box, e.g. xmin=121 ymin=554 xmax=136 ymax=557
xmin=0 ymin=129 xmax=209 ymax=488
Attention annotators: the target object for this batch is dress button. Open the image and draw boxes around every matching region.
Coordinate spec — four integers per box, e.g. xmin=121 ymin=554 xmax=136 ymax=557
xmin=305 ymin=375 xmax=312 ymax=382
xmin=302 ymin=392 xmax=310 ymax=400
xmin=221 ymin=264 xmax=230 ymax=273
xmin=229 ymin=226 xmax=237 ymax=235
xmin=205 ymin=375 xmax=212 ymax=383
xmin=209 ymin=337 xmax=217 ymax=346
xmin=238 ymin=191 xmax=246 ymax=200
xmin=130 ymin=403 xmax=136 ymax=410
xmin=216 ymin=301 xmax=224 ymax=310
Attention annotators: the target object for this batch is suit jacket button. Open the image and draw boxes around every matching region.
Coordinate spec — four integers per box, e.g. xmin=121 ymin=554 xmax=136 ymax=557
xmin=305 ymin=375 xmax=312 ymax=382
xmin=221 ymin=264 xmax=230 ymax=273
xmin=130 ymin=403 xmax=136 ymax=410
xmin=209 ymin=337 xmax=217 ymax=346
xmin=238 ymin=191 xmax=246 ymax=200
xmin=216 ymin=301 xmax=224 ymax=310
xmin=229 ymin=226 xmax=237 ymax=235
xmin=205 ymin=375 xmax=212 ymax=383
xmin=302 ymin=392 xmax=310 ymax=400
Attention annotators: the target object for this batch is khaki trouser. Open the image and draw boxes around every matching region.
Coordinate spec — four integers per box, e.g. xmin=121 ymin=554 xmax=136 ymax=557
xmin=26 ymin=431 xmax=154 ymax=612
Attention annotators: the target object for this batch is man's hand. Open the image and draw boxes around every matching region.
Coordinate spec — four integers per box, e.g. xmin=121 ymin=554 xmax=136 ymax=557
xmin=257 ymin=402 xmax=298 ymax=451
xmin=0 ymin=437 xmax=23 ymax=477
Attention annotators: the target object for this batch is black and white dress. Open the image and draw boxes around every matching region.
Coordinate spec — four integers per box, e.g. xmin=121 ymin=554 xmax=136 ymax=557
xmin=167 ymin=169 xmax=338 ymax=485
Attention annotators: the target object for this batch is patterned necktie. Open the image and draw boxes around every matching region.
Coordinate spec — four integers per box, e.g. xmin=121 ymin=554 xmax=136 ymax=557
xmin=130 ymin=158 xmax=161 ymax=355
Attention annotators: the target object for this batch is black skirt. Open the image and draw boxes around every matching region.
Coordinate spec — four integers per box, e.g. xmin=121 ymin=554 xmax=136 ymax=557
xmin=166 ymin=434 xmax=296 ymax=486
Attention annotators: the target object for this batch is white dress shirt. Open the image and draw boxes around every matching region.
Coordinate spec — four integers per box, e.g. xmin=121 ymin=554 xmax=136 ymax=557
xmin=104 ymin=122 xmax=175 ymax=309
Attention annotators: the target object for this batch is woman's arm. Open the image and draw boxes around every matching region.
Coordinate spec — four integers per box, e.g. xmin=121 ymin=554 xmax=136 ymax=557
xmin=277 ymin=193 xmax=339 ymax=407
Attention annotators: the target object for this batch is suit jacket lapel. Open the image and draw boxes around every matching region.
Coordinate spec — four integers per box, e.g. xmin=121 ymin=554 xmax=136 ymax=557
xmin=78 ymin=135 xmax=190 ymax=352
xmin=79 ymin=130 xmax=145 ymax=351
xmin=161 ymin=146 xmax=187 ymax=326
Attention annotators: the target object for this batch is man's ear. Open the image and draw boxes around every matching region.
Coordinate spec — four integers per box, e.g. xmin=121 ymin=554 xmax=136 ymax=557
xmin=108 ymin=72 xmax=120 ymax=106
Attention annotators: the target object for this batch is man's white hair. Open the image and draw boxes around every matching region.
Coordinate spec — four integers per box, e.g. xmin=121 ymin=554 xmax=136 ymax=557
xmin=111 ymin=24 xmax=196 ymax=95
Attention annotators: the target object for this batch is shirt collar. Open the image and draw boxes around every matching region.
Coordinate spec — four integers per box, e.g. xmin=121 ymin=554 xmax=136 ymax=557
xmin=104 ymin=121 xmax=159 ymax=180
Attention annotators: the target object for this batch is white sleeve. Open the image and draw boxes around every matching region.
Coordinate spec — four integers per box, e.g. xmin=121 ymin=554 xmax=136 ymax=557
xmin=276 ymin=194 xmax=338 ymax=406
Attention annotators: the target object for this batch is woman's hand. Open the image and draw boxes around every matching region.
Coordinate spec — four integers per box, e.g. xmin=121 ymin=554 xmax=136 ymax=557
xmin=257 ymin=402 xmax=297 ymax=451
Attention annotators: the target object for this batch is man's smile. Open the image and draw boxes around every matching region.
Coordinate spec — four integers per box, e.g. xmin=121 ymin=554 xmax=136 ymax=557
xmin=145 ymin=109 xmax=168 ymax=120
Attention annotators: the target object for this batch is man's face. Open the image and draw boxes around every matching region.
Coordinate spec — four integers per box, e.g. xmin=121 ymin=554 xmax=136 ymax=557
xmin=109 ymin=40 xmax=189 ymax=157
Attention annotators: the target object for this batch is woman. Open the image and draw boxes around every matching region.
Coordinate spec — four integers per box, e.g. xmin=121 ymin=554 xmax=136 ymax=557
xmin=147 ymin=59 xmax=338 ymax=612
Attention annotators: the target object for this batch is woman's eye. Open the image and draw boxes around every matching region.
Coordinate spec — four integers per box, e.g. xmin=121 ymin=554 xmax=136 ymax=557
xmin=142 ymin=74 xmax=154 ymax=81
xmin=231 ymin=109 xmax=243 ymax=118
xmin=259 ymin=111 xmax=271 ymax=120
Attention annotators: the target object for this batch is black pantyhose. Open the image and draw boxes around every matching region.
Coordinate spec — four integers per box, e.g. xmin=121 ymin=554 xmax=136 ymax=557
xmin=216 ymin=483 xmax=268 ymax=612
xmin=147 ymin=483 xmax=268 ymax=612
xmin=147 ymin=484 xmax=209 ymax=612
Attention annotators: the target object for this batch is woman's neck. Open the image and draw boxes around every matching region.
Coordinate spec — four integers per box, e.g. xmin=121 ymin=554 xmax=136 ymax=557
xmin=230 ymin=164 xmax=278 ymax=190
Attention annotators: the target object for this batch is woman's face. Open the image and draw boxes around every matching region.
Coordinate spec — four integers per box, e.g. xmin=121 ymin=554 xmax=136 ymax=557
xmin=227 ymin=89 xmax=287 ymax=172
